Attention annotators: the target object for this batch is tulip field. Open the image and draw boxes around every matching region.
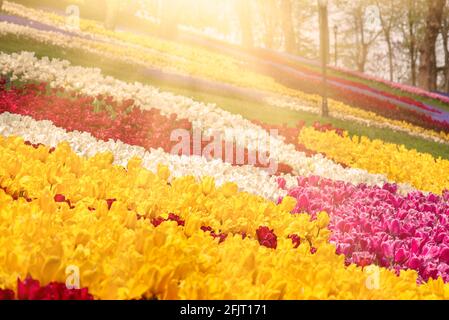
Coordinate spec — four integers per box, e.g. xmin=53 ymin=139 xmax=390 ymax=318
xmin=3 ymin=1 xmax=449 ymax=301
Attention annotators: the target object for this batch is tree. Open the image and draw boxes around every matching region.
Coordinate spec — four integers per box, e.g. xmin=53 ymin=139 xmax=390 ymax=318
xmin=417 ymin=0 xmax=446 ymax=91
xmin=291 ymin=0 xmax=316 ymax=57
xmin=440 ymin=4 xmax=449 ymax=92
xmin=236 ymin=0 xmax=254 ymax=48
xmin=257 ymin=0 xmax=278 ymax=49
xmin=375 ymin=0 xmax=401 ymax=81
xmin=280 ymin=0 xmax=297 ymax=53
xmin=160 ymin=0 xmax=179 ymax=37
xmin=354 ymin=4 xmax=381 ymax=72
xmin=104 ymin=0 xmax=120 ymax=31
xmin=397 ymin=0 xmax=423 ymax=86
xmin=335 ymin=0 xmax=382 ymax=73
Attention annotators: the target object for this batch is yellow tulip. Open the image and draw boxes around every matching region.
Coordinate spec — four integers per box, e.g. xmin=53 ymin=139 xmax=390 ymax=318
xmin=300 ymin=127 xmax=449 ymax=194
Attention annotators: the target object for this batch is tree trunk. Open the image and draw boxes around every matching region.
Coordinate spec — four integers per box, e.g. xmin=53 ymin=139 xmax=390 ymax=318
xmin=441 ymin=7 xmax=449 ymax=93
xmin=380 ymin=22 xmax=394 ymax=81
xmin=160 ymin=0 xmax=179 ymax=37
xmin=357 ymin=13 xmax=367 ymax=72
xmin=259 ymin=0 xmax=277 ymax=49
xmin=0 ymin=0 xmax=4 ymax=11
xmin=400 ymin=0 xmax=419 ymax=85
xmin=417 ymin=0 xmax=446 ymax=91
xmin=237 ymin=0 xmax=254 ymax=48
xmin=411 ymin=53 xmax=417 ymax=85
xmin=444 ymin=43 xmax=449 ymax=93
xmin=387 ymin=36 xmax=394 ymax=81
xmin=280 ymin=0 xmax=296 ymax=53
xmin=357 ymin=45 xmax=368 ymax=73
xmin=442 ymin=26 xmax=449 ymax=93
xmin=408 ymin=7 xmax=418 ymax=86
xmin=104 ymin=0 xmax=120 ymax=31
xmin=353 ymin=5 xmax=367 ymax=73
xmin=376 ymin=0 xmax=395 ymax=81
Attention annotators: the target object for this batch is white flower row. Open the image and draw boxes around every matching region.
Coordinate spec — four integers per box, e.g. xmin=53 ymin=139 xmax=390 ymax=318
xmin=0 ymin=112 xmax=293 ymax=201
xmin=0 ymin=49 xmax=417 ymax=193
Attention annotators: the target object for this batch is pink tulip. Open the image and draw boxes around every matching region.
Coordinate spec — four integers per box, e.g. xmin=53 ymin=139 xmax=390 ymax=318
xmin=284 ymin=175 xmax=449 ymax=282
xmin=394 ymin=248 xmax=407 ymax=264
xmin=440 ymin=247 xmax=449 ymax=264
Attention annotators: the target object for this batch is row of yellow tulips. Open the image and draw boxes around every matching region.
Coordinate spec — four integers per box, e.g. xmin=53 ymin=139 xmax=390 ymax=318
xmin=299 ymin=127 xmax=449 ymax=194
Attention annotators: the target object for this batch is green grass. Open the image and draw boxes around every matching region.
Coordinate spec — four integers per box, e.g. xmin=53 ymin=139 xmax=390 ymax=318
xmin=1 ymin=34 xmax=449 ymax=160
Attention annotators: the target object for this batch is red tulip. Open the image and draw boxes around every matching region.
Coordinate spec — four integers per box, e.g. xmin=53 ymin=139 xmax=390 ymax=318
xmin=54 ymin=194 xmax=66 ymax=203
xmin=256 ymin=226 xmax=277 ymax=249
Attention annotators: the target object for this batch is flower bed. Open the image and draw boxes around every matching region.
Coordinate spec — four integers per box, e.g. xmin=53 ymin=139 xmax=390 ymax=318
xmin=0 ymin=79 xmax=291 ymax=175
xmin=248 ymin=46 xmax=449 ymax=111
xmin=2 ymin=31 xmax=449 ymax=298
xmin=0 ymin=112 xmax=290 ymax=200
xmin=267 ymin=95 xmax=449 ymax=145
xmin=279 ymin=175 xmax=449 ymax=283
xmin=1 ymin=136 xmax=448 ymax=300
xmin=265 ymin=64 xmax=449 ymax=133
xmin=4 ymin=81 xmax=449 ymax=290
xmin=1 ymin=52 xmax=408 ymax=191
xmin=331 ymin=66 xmax=449 ymax=106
